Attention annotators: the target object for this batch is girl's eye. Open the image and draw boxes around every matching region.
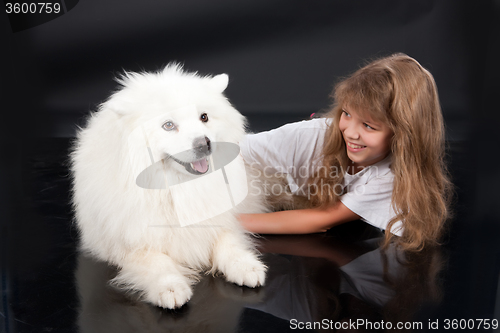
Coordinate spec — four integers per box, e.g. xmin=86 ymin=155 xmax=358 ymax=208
xmin=364 ymin=123 xmax=376 ymax=130
xmin=162 ymin=121 xmax=176 ymax=131
xmin=342 ymin=110 xmax=350 ymax=117
xmin=200 ymin=113 xmax=209 ymax=123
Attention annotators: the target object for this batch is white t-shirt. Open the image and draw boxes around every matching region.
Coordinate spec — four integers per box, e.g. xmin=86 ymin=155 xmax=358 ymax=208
xmin=240 ymin=118 xmax=403 ymax=236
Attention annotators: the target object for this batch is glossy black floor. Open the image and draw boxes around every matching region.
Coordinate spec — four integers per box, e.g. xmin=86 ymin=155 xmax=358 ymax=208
xmin=4 ymin=116 xmax=500 ymax=333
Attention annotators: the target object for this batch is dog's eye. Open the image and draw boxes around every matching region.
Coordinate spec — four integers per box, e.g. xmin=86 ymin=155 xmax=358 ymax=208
xmin=162 ymin=121 xmax=175 ymax=131
xmin=200 ymin=113 xmax=209 ymax=123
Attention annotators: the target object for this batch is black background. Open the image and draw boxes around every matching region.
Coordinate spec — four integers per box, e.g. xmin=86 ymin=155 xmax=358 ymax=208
xmin=2 ymin=0 xmax=498 ymax=138
xmin=2 ymin=0 xmax=500 ymax=331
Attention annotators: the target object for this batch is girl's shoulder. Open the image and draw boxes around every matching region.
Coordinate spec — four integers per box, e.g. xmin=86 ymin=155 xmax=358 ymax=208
xmin=270 ymin=117 xmax=331 ymax=133
xmin=298 ymin=117 xmax=332 ymax=129
xmin=277 ymin=118 xmax=332 ymax=144
xmin=244 ymin=118 xmax=331 ymax=148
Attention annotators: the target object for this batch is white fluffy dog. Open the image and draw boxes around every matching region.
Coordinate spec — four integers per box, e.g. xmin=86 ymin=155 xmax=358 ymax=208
xmin=70 ymin=65 xmax=268 ymax=309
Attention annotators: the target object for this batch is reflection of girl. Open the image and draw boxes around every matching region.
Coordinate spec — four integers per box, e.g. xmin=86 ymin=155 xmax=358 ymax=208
xmin=240 ymin=53 xmax=453 ymax=251
xmin=382 ymin=246 xmax=444 ymax=327
xmin=249 ymin=235 xmax=443 ymax=330
xmin=255 ymin=235 xmax=402 ymax=314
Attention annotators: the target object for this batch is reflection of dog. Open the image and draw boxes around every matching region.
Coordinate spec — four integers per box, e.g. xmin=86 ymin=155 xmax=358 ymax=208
xmin=76 ymin=254 xmax=265 ymax=333
xmin=70 ymin=65 xmax=267 ymax=309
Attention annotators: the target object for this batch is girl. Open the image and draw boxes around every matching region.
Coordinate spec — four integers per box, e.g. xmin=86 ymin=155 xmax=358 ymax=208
xmin=239 ymin=53 xmax=452 ymax=251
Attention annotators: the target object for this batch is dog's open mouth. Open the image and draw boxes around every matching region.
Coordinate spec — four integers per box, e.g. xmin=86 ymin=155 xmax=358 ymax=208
xmin=171 ymin=156 xmax=210 ymax=175
xmin=188 ymin=157 xmax=210 ymax=174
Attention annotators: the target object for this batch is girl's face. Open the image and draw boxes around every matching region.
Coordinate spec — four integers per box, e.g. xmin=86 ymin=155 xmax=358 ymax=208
xmin=339 ymin=106 xmax=393 ymax=170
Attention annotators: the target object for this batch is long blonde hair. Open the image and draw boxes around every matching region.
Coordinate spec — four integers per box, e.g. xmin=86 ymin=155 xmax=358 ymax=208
xmin=309 ymin=53 xmax=453 ymax=251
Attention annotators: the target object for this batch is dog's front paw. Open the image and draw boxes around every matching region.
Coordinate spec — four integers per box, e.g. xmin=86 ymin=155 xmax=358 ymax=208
xmin=223 ymin=254 xmax=266 ymax=288
xmin=146 ymin=274 xmax=193 ymax=309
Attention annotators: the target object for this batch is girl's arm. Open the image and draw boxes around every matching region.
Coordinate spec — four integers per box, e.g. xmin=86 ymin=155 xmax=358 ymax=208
xmin=239 ymin=201 xmax=360 ymax=234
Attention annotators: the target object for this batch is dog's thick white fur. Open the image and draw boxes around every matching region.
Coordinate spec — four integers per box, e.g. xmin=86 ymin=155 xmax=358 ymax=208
xmin=70 ymin=64 xmax=268 ymax=309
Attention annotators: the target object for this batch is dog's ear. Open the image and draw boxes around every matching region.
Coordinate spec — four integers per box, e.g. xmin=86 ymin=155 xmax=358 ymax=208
xmin=210 ymin=74 xmax=229 ymax=93
xmin=104 ymin=99 xmax=127 ymax=116
xmin=102 ymin=92 xmax=131 ymax=116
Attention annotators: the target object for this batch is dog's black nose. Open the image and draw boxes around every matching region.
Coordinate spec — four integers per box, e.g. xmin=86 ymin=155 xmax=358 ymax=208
xmin=193 ymin=136 xmax=211 ymax=155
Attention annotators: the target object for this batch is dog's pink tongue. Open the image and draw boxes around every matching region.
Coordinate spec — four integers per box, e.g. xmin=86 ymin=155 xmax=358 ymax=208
xmin=191 ymin=159 xmax=208 ymax=173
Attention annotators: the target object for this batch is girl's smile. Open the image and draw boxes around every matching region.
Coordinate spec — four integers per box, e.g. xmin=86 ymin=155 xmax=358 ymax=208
xmin=339 ymin=107 xmax=393 ymax=170
xmin=346 ymin=141 xmax=366 ymax=151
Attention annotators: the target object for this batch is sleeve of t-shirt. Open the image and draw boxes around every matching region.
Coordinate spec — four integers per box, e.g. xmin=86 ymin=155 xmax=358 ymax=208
xmin=340 ymin=175 xmax=403 ymax=236
xmin=240 ymin=123 xmax=297 ymax=174
xmin=239 ymin=119 xmax=326 ymax=175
